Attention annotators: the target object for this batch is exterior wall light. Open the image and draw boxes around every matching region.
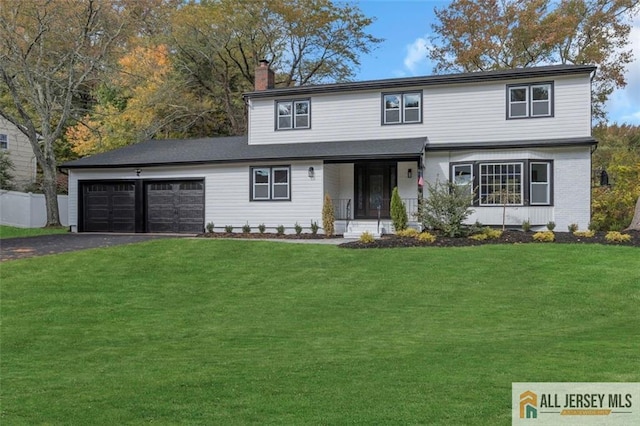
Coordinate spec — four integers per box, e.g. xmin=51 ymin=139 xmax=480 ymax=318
xmin=308 ymin=166 xmax=315 ymax=178
xmin=135 ymin=169 xmax=141 ymax=177
xmin=407 ymin=168 xmax=412 ymax=179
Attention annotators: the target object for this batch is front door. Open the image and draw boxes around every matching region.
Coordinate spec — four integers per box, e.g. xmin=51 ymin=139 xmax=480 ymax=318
xmin=354 ymin=163 xmax=397 ymax=219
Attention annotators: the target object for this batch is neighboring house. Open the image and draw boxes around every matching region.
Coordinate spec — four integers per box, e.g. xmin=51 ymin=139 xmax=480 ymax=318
xmin=61 ymin=62 xmax=597 ymax=235
xmin=0 ymin=113 xmax=37 ymax=190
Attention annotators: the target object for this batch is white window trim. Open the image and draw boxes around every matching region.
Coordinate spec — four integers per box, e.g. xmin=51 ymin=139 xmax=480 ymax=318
xmin=271 ymin=166 xmax=290 ymax=200
xmin=531 ymin=83 xmax=552 ymax=117
xmin=293 ymin=100 xmax=310 ymax=129
xmin=507 ymin=82 xmax=553 ymax=119
xmin=530 ymin=162 xmax=551 ymax=205
xmin=508 ymin=86 xmax=529 ymax=118
xmin=479 ymin=162 xmax=524 ymax=207
xmin=0 ymin=134 xmax=7 ymax=150
xmin=252 ymin=167 xmax=271 ymax=200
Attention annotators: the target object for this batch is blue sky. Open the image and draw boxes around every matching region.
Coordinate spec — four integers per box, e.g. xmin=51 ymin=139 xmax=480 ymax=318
xmin=350 ymin=0 xmax=640 ymax=125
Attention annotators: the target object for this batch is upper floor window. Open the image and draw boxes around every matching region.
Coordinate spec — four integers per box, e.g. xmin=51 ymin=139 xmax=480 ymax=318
xmin=251 ymin=166 xmax=290 ymax=201
xmin=276 ymin=99 xmax=310 ymax=130
xmin=0 ymin=134 xmax=7 ymax=149
xmin=507 ymin=83 xmax=553 ymax=119
xmin=383 ymin=91 xmax=422 ymax=124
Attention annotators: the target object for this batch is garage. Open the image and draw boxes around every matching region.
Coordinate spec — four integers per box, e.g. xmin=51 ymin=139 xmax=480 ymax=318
xmin=81 ymin=182 xmax=136 ymax=232
xmin=145 ymin=181 xmax=204 ymax=233
xmin=80 ymin=180 xmax=204 ymax=233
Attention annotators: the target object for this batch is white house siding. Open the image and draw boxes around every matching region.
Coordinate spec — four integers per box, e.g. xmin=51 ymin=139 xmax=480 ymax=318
xmin=0 ymin=116 xmax=36 ymax=189
xmin=68 ymin=161 xmax=325 ymax=234
xmin=423 ymin=146 xmax=592 ymax=230
xmin=247 ymin=74 xmax=591 ymax=146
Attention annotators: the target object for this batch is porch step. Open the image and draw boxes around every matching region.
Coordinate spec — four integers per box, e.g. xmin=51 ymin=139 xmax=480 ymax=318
xmin=343 ymin=220 xmax=388 ymax=238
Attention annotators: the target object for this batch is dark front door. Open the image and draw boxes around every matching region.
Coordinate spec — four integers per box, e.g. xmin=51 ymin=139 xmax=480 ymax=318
xmin=354 ymin=163 xmax=396 ymax=219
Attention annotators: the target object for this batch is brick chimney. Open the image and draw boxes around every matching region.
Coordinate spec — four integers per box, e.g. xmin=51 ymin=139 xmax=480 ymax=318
xmin=254 ymin=59 xmax=275 ymax=91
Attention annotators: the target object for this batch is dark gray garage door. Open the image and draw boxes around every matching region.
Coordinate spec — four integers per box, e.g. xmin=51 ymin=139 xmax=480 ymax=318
xmin=82 ymin=182 xmax=136 ymax=232
xmin=145 ymin=181 xmax=204 ymax=233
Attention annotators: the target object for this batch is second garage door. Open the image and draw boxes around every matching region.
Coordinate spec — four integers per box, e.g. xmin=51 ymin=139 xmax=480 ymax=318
xmin=145 ymin=181 xmax=204 ymax=233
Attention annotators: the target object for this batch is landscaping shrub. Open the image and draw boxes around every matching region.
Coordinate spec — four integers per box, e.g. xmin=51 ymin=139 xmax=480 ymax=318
xmin=419 ymin=179 xmax=474 ymax=237
xmin=396 ymin=228 xmax=419 ymax=238
xmin=568 ymin=223 xmax=579 ymax=233
xmin=276 ymin=225 xmax=285 ymax=236
xmin=482 ymin=227 xmax=503 ymax=239
xmin=573 ymin=230 xmax=595 ymax=238
xmin=469 ymin=233 xmax=488 ymax=241
xmin=224 ymin=225 xmax=234 ymax=233
xmin=533 ymin=231 xmax=555 ymax=242
xmin=294 ymin=222 xmax=302 ymax=235
xmin=522 ymin=220 xmax=531 ymax=232
xmin=242 ymin=223 xmax=251 ymax=234
xmin=206 ymin=222 xmax=214 ymax=233
xmin=359 ymin=231 xmax=375 ymax=244
xmin=417 ymin=232 xmax=436 ymax=243
xmin=322 ymin=193 xmax=335 ymax=237
xmin=604 ymin=231 xmax=632 ymax=243
xmin=310 ymin=221 xmax=319 ymax=235
xmin=390 ymin=187 xmax=408 ymax=231
xmin=258 ymin=223 xmax=266 ymax=234
xmin=546 ymin=221 xmax=556 ymax=231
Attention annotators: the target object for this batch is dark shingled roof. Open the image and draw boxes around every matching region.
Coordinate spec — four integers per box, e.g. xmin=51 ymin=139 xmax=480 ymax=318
xmin=244 ymin=64 xmax=597 ymax=99
xmin=60 ymin=136 xmax=427 ymax=169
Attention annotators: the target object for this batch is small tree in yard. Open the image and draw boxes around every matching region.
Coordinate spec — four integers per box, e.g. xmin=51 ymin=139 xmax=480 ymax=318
xmin=419 ymin=179 xmax=474 ymax=237
xmin=322 ymin=193 xmax=335 ymax=237
xmin=390 ymin=186 xmax=408 ymax=232
xmin=0 ymin=151 xmax=15 ymax=190
xmin=625 ymin=195 xmax=640 ymax=231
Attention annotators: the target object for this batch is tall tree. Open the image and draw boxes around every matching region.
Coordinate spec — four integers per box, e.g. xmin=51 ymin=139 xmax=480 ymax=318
xmin=0 ymin=0 xmax=128 ymax=225
xmin=429 ymin=0 xmax=639 ymax=121
xmin=168 ymin=0 xmax=381 ymax=135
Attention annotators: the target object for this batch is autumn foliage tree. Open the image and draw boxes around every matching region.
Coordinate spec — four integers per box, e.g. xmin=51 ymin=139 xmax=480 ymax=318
xmin=429 ymin=0 xmax=639 ymax=122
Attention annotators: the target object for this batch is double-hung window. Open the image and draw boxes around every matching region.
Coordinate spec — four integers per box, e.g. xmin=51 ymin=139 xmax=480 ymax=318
xmin=383 ymin=92 xmax=422 ymax=124
xmin=507 ymin=82 xmax=552 ymax=119
xmin=452 ymin=164 xmax=473 ymax=197
xmin=276 ymin=99 xmax=310 ymax=130
xmin=530 ymin=162 xmax=551 ymax=205
xmin=251 ymin=166 xmax=290 ymax=201
xmin=0 ymin=134 xmax=7 ymax=149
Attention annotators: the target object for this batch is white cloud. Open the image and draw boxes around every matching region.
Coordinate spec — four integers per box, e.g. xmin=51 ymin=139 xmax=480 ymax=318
xmin=403 ymin=36 xmax=431 ymax=75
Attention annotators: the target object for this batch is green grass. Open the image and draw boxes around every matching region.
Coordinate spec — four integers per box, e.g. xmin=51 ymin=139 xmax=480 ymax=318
xmin=0 ymin=225 xmax=68 ymax=239
xmin=2 ymin=240 xmax=639 ymax=424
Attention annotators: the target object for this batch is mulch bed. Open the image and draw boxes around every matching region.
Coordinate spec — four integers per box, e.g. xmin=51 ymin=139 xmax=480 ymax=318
xmin=197 ymin=229 xmax=640 ymax=248
xmin=340 ymin=230 xmax=640 ymax=249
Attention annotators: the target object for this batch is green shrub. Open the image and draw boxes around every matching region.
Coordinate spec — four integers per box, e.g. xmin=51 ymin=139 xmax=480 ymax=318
xmin=396 ymin=228 xmax=419 ymax=238
xmin=604 ymin=231 xmax=632 ymax=243
xmin=322 ymin=193 xmax=335 ymax=237
xmin=533 ymin=231 xmax=555 ymax=242
xmin=258 ymin=223 xmax=266 ymax=234
xmin=568 ymin=223 xmax=579 ymax=233
xmin=359 ymin=231 xmax=375 ymax=244
xmin=276 ymin=225 xmax=285 ymax=236
xmin=206 ymin=222 xmax=214 ymax=233
xmin=224 ymin=225 xmax=234 ymax=233
xmin=242 ymin=223 xmax=251 ymax=234
xmin=416 ymin=232 xmax=436 ymax=243
xmin=310 ymin=221 xmax=319 ymax=235
xmin=468 ymin=233 xmax=488 ymax=241
xmin=0 ymin=151 xmax=15 ymax=190
xmin=482 ymin=227 xmax=503 ymax=239
xmin=573 ymin=230 xmax=595 ymax=238
xmin=546 ymin=221 xmax=556 ymax=231
xmin=522 ymin=220 xmax=531 ymax=232
xmin=390 ymin=187 xmax=408 ymax=231
xmin=419 ymin=179 xmax=474 ymax=237
xmin=294 ymin=222 xmax=302 ymax=235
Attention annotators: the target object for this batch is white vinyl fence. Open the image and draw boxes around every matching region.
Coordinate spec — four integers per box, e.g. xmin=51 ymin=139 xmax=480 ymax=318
xmin=0 ymin=190 xmax=69 ymax=228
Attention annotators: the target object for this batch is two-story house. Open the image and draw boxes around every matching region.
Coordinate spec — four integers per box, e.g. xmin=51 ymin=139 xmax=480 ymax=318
xmin=1 ymin=112 xmax=37 ymax=190
xmin=61 ymin=62 xmax=597 ymax=235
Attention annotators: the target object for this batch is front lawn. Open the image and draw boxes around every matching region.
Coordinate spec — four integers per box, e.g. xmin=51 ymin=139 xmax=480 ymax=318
xmin=2 ymin=240 xmax=638 ymax=424
xmin=0 ymin=225 xmax=68 ymax=239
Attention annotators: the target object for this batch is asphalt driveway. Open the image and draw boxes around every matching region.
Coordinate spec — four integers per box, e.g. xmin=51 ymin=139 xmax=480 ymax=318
xmin=0 ymin=234 xmax=181 ymax=261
